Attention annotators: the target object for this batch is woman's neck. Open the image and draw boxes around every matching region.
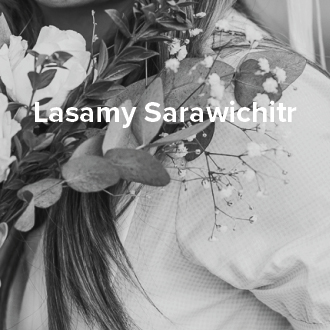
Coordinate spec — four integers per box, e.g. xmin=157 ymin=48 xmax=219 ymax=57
xmin=38 ymin=0 xmax=134 ymax=51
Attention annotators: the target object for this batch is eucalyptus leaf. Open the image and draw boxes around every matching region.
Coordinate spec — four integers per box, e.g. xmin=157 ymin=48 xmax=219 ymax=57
xmin=18 ymin=178 xmax=63 ymax=209
xmin=62 ymin=155 xmax=120 ymax=192
xmin=105 ymin=148 xmax=170 ymax=186
xmin=102 ymin=100 xmax=139 ymax=153
xmin=131 ymin=77 xmax=164 ymax=146
xmin=14 ymin=191 xmax=35 ymax=232
xmin=72 ymin=134 xmax=104 ymax=158
xmin=234 ymin=59 xmax=282 ymax=107
xmin=242 ymin=49 xmax=307 ymax=92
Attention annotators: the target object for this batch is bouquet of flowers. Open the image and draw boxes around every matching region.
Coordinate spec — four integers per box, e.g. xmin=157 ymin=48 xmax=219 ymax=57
xmin=0 ymin=0 xmax=307 ymax=249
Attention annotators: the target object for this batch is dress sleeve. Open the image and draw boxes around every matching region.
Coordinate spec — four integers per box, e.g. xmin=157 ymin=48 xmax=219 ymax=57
xmin=175 ymin=63 xmax=330 ymax=329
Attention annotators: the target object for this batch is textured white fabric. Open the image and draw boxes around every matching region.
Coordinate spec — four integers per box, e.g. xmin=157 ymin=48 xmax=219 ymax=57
xmin=119 ymin=62 xmax=330 ymax=330
xmin=117 ymin=16 xmax=330 ymax=330
xmin=287 ymin=0 xmax=315 ymax=61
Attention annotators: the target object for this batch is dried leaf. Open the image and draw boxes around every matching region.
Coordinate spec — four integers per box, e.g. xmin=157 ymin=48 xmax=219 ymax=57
xmin=105 ymin=149 xmax=170 ymax=186
xmin=18 ymin=178 xmax=63 ymax=208
xmin=14 ymin=191 xmax=35 ymax=232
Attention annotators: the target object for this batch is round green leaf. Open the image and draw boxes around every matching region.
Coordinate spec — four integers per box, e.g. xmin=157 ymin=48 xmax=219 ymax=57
xmin=15 ymin=191 xmax=35 ymax=232
xmin=72 ymin=134 xmax=104 ymax=159
xmin=62 ymin=155 xmax=120 ymax=192
xmin=234 ymin=59 xmax=282 ymax=107
xmin=105 ymin=149 xmax=170 ymax=186
xmin=18 ymin=178 xmax=63 ymax=208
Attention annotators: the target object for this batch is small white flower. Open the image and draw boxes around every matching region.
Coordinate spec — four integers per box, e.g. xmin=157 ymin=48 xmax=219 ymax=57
xmin=245 ymin=25 xmax=263 ymax=44
xmin=186 ymin=134 xmax=196 ymax=142
xmin=215 ymin=19 xmax=231 ymax=32
xmin=208 ymin=235 xmax=219 ymax=242
xmin=243 ymin=169 xmax=255 ymax=182
xmin=208 ymin=73 xmax=225 ymax=101
xmin=189 ymin=28 xmax=203 ymax=37
xmin=258 ymin=58 xmax=270 ymax=73
xmin=197 ymin=77 xmax=205 ymax=84
xmin=92 ymin=34 xmax=99 ymax=43
xmin=219 ymin=185 xmax=234 ymax=199
xmin=253 ymin=93 xmax=270 ymax=108
xmin=165 ymin=58 xmax=180 ymax=73
xmin=256 ymin=189 xmax=267 ymax=198
xmin=184 ymin=39 xmax=190 ymax=45
xmin=208 ymin=97 xmax=221 ymax=108
xmin=257 ymin=122 xmax=267 ymax=135
xmin=275 ymin=145 xmax=285 ymax=158
xmin=249 ymin=215 xmax=258 ymax=224
xmin=195 ymin=12 xmax=206 ymax=18
xmin=202 ymin=180 xmax=211 ymax=189
xmin=219 ymin=225 xmax=228 ymax=233
xmin=263 ymin=77 xmax=278 ymax=93
xmin=179 ymin=169 xmax=187 ymax=177
xmin=273 ymin=67 xmax=287 ymax=83
xmin=247 ymin=142 xmax=267 ymax=158
xmin=201 ymin=55 xmax=214 ymax=69
xmin=177 ymin=45 xmax=188 ymax=61
xmin=169 ymin=38 xmax=181 ymax=55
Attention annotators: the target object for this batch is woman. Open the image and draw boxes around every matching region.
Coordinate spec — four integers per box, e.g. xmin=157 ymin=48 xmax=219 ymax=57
xmin=1 ymin=1 xmax=330 ymax=330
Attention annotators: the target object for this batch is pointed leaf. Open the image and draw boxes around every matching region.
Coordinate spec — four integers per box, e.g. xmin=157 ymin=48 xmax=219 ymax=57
xmin=103 ymin=63 xmax=140 ymax=81
xmin=105 ymin=148 xmax=170 ymax=186
xmin=97 ymin=40 xmax=109 ymax=74
xmin=119 ymin=46 xmax=159 ymax=62
xmin=105 ymin=9 xmax=131 ymax=39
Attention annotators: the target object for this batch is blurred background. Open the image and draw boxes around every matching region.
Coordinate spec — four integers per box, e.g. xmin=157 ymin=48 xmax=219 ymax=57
xmin=240 ymin=0 xmax=329 ymax=71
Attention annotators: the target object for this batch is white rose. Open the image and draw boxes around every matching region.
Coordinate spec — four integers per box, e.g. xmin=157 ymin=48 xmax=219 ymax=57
xmin=0 ymin=26 xmax=90 ymax=113
xmin=0 ymin=93 xmax=21 ymax=183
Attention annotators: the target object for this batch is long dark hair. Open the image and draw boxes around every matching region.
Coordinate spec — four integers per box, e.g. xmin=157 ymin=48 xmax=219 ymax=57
xmin=0 ymin=1 xmax=237 ymax=330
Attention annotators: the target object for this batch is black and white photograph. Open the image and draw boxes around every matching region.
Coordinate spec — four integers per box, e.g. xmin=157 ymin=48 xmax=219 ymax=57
xmin=0 ymin=0 xmax=329 ymax=329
